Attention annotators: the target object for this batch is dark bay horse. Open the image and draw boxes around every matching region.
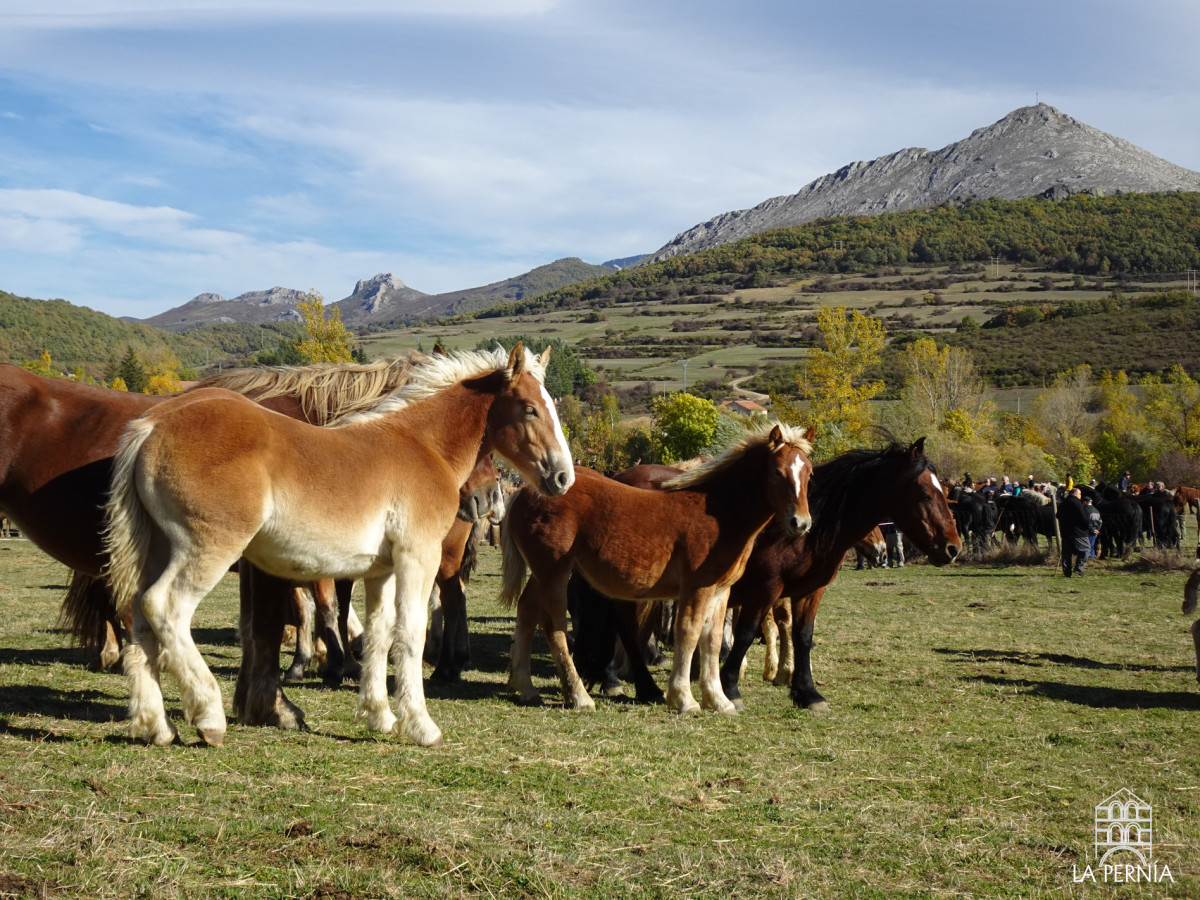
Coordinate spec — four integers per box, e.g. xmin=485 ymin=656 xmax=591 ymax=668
xmin=103 ymin=344 xmax=573 ymax=747
xmin=576 ymin=438 xmax=960 ymax=710
xmin=500 ymin=424 xmax=813 ymax=715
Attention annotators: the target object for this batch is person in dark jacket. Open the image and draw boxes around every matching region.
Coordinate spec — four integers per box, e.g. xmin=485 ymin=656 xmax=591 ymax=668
xmin=1056 ymin=487 xmax=1091 ymax=576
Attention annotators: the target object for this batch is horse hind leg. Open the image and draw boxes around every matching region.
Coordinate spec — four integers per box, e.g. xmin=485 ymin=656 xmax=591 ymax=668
xmin=124 ymin=602 xmax=178 ymax=746
xmin=140 ymin=554 xmax=237 ymax=746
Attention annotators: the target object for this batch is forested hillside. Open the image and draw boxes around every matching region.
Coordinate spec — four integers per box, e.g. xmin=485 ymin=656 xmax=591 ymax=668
xmin=474 ymin=192 xmax=1200 ymax=319
xmin=0 ymin=291 xmax=302 ymax=376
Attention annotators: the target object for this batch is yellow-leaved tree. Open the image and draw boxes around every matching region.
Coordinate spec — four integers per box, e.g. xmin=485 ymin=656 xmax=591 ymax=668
xmin=774 ymin=306 xmax=885 ymax=457
xmin=295 ymin=292 xmax=356 ymax=364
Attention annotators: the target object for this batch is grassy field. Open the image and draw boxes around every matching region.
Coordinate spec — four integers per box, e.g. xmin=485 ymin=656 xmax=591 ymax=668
xmin=1 ymin=537 xmax=1199 ymax=898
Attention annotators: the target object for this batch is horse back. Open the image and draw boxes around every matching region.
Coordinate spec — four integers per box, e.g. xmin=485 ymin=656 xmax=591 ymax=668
xmin=0 ymin=365 xmax=160 ymax=572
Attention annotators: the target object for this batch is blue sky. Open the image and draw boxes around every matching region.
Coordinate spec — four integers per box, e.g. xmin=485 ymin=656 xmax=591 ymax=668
xmin=1 ymin=0 xmax=1197 ymax=320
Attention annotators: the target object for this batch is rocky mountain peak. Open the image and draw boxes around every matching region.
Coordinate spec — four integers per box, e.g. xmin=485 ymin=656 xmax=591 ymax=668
xmin=643 ymin=105 xmax=1200 ymax=263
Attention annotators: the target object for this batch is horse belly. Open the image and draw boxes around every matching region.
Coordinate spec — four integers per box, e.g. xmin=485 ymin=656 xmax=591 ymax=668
xmin=243 ymin=524 xmax=391 ymax=582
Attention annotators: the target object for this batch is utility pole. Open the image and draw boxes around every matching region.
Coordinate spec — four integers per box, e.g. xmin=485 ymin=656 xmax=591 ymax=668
xmin=682 ymin=358 xmax=688 ymax=392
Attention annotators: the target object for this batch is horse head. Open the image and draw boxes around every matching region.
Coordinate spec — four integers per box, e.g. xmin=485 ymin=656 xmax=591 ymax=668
xmin=486 ymin=343 xmax=575 ymax=497
xmin=765 ymin=424 xmax=815 ymax=537
xmin=889 ymin=437 xmax=961 ymax=566
xmin=457 ymin=455 xmax=501 ymax=522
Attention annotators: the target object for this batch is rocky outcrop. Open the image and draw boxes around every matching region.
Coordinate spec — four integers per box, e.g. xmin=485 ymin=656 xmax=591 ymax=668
xmin=644 ymin=105 xmax=1200 ymax=263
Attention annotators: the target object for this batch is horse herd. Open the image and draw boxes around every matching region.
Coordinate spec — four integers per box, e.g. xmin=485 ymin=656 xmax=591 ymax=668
xmin=1 ymin=349 xmax=968 ymax=748
xmin=948 ymin=481 xmax=1188 ymax=559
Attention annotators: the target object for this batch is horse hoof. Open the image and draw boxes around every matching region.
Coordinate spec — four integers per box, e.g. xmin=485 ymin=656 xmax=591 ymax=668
xmin=196 ymin=727 xmax=225 ymax=748
xmin=807 ymin=701 xmax=830 ymax=713
xmin=732 ymin=698 xmax=747 ymax=712
xmin=283 ymin=667 xmax=306 ymax=685
xmin=600 ymin=684 xmax=625 ymax=698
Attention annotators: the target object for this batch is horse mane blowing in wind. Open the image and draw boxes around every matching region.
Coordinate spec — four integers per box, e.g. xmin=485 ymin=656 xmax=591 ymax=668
xmin=102 ymin=343 xmax=573 ymax=749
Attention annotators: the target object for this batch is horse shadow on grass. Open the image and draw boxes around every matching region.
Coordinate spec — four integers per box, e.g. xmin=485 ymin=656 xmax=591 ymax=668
xmin=965 ymin=673 xmax=1200 ymax=711
xmin=0 ymin=684 xmax=126 ymax=724
xmin=0 ymin=645 xmax=93 ymax=667
xmin=934 ymin=647 xmax=1192 ymax=675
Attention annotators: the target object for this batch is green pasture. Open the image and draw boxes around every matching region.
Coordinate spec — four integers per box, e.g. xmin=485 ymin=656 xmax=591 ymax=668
xmin=1 ymin=538 xmax=1198 ymax=898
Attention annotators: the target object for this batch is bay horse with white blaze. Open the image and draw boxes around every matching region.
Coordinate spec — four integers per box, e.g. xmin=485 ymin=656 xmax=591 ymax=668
xmin=576 ymin=438 xmax=960 ymax=710
xmin=103 ymin=344 xmax=573 ymax=747
xmin=500 ymin=424 xmax=813 ymax=715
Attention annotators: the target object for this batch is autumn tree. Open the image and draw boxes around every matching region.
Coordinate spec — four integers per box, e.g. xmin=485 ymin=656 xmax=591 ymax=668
xmin=1091 ymin=369 xmax=1151 ymax=479
xmin=21 ymin=350 xmax=55 ymax=377
xmin=900 ymin=338 xmax=994 ymax=440
xmin=774 ymin=306 xmax=885 ymax=457
xmin=295 ymin=292 xmax=356 ymax=364
xmin=113 ymin=347 xmax=148 ymax=394
xmin=1141 ymin=364 xmax=1200 ymax=456
xmin=1033 ymin=365 xmax=1098 ymax=480
xmin=140 ymin=346 xmax=184 ymax=395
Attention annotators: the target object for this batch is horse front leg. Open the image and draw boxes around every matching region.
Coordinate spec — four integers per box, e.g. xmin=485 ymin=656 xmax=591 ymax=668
xmin=430 ymin=575 xmax=469 ymax=683
xmin=789 ymin=588 xmax=829 ymax=712
xmin=283 ymin=585 xmax=314 ymax=684
xmin=357 ymin=573 xmax=398 ymax=735
xmin=718 ymin=601 xmax=767 ymax=710
xmin=389 ymin=547 xmax=445 ymax=747
xmin=310 ymin=579 xmax=345 ymax=688
xmin=698 ymin=589 xmax=737 ymax=714
xmin=336 ymin=579 xmax=362 ymax=681
xmin=508 ymin=577 xmax=550 ymax=706
xmin=760 ymin=607 xmax=780 ymax=684
xmin=774 ymin=601 xmax=795 ymax=686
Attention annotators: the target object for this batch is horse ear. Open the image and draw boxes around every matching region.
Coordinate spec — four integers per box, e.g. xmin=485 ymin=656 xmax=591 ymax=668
xmin=911 ymin=437 xmax=927 ymax=458
xmin=767 ymin=424 xmax=784 ymax=450
xmin=432 ymin=341 xmax=449 ymax=358
xmin=803 ymin=425 xmax=816 ymax=444
xmin=507 ymin=342 xmax=526 ymax=377
xmin=539 ymin=345 xmax=552 ymax=368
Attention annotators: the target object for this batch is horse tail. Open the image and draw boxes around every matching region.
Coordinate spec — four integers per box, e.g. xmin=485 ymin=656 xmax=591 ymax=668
xmin=1184 ymin=567 xmax=1200 ymax=616
xmin=460 ymin=518 xmax=487 ymax=584
xmin=58 ymin=570 xmax=120 ymax=665
xmin=101 ymin=418 xmax=157 ymax=617
xmin=498 ymin=503 xmax=528 ymax=608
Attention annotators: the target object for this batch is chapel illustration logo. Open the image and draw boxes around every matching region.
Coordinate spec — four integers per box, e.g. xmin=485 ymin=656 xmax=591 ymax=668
xmin=1071 ymin=789 xmax=1174 ymax=884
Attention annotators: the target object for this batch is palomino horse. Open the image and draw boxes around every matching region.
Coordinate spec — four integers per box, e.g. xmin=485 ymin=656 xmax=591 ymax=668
xmin=103 ymin=344 xmax=573 ymax=747
xmin=283 ymin=454 xmax=502 ymax=686
xmin=578 ymin=438 xmax=960 ymax=710
xmin=500 ymin=424 xmax=813 ymax=715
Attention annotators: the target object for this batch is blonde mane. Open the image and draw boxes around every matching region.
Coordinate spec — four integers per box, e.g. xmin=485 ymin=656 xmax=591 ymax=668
xmin=662 ymin=423 xmax=812 ymax=492
xmin=341 ymin=345 xmax=546 ymax=425
xmin=197 ymin=355 xmax=423 ymax=426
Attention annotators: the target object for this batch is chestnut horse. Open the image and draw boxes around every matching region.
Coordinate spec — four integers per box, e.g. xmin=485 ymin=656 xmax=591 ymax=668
xmin=500 ymin=424 xmax=813 ymax=715
xmin=103 ymin=344 xmax=573 ymax=747
xmin=2 ymin=359 xmax=421 ymax=732
xmin=578 ymin=438 xmax=960 ymax=710
xmin=426 ymin=456 xmax=507 ymax=683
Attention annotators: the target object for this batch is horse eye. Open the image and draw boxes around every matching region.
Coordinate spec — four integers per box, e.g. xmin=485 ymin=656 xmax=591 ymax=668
xmin=524 ymin=404 xmax=538 ymax=417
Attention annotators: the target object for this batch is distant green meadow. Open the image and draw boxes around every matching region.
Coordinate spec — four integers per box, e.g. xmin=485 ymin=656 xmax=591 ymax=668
xmin=0 ymin=537 xmax=1198 ymax=898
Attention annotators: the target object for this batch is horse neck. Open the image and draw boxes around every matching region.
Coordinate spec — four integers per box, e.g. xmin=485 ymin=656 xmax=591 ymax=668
xmin=375 ymin=382 xmax=493 ymax=482
xmin=688 ymin=447 xmax=780 ymax=536
xmin=813 ymin=459 xmax=906 ymax=559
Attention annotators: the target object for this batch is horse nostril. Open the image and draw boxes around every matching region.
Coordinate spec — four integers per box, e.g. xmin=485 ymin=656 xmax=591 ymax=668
xmin=946 ymin=543 xmax=960 ymax=559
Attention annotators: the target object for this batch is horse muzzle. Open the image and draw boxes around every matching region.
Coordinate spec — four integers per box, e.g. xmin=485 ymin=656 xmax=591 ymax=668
xmin=539 ymin=460 xmax=575 ymax=496
xmin=785 ymin=513 xmax=813 ymax=537
xmin=927 ymin=541 xmax=961 ymax=566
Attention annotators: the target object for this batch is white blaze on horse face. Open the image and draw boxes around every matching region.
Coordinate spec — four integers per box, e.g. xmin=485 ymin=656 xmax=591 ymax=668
xmin=788 ymin=455 xmax=807 ymax=499
xmin=539 ymin=383 xmax=573 ymax=464
xmin=930 ymin=472 xmax=943 ymax=495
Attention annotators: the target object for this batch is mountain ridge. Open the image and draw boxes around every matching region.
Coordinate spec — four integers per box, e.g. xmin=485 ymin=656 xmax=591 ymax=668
xmin=643 ymin=104 xmax=1200 ymax=263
